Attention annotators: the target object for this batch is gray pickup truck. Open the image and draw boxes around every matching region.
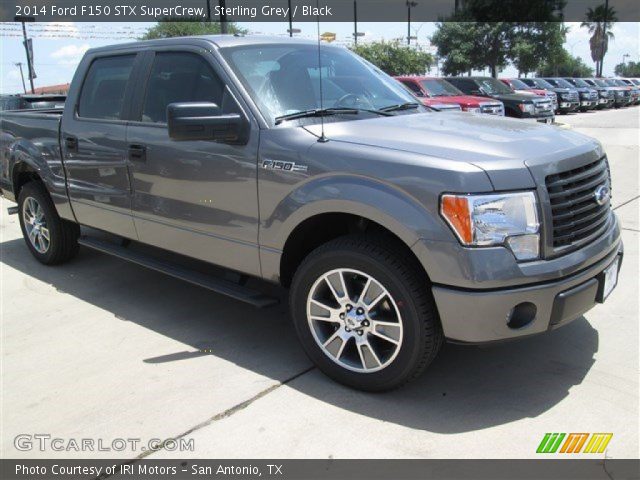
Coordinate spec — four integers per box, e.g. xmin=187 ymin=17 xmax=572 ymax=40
xmin=0 ymin=36 xmax=622 ymax=391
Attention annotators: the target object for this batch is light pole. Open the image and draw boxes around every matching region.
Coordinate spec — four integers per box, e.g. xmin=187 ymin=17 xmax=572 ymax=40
xmin=15 ymin=15 xmax=35 ymax=93
xmin=219 ymin=0 xmax=228 ymax=34
xmin=15 ymin=62 xmax=26 ymax=94
xmin=353 ymin=0 xmax=358 ymax=45
xmin=406 ymin=1 xmax=418 ymax=45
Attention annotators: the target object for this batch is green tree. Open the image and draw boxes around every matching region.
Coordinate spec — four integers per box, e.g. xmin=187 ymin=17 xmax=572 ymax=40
xmin=511 ymin=23 xmax=567 ymax=77
xmin=350 ymin=41 xmax=433 ymax=76
xmin=581 ymin=4 xmax=618 ymax=77
xmin=614 ymin=61 xmax=640 ymax=77
xmin=537 ymin=49 xmax=594 ymax=77
xmin=141 ymin=19 xmax=245 ymax=40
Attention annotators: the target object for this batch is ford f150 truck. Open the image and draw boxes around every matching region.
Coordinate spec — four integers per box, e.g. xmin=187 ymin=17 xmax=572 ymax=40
xmin=520 ymin=77 xmax=579 ymax=114
xmin=0 ymin=36 xmax=623 ymax=391
xmin=395 ymin=76 xmax=504 ymax=115
xmin=499 ymin=78 xmax=558 ymax=111
xmin=542 ymin=77 xmax=598 ymax=112
xmin=445 ymin=76 xmax=555 ymax=123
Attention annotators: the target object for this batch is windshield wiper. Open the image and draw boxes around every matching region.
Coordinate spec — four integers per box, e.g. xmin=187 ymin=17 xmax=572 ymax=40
xmin=275 ymin=107 xmax=392 ymax=125
xmin=379 ymin=102 xmax=422 ymax=112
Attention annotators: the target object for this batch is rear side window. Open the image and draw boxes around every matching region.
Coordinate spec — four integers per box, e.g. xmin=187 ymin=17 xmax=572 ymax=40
xmin=78 ymin=55 xmax=135 ymax=120
xmin=141 ymin=52 xmax=224 ymax=124
xmin=400 ymin=80 xmax=423 ymax=95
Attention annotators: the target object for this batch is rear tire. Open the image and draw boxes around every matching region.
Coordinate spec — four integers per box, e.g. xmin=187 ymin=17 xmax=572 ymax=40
xmin=17 ymin=181 xmax=79 ymax=265
xmin=290 ymin=235 xmax=443 ymax=392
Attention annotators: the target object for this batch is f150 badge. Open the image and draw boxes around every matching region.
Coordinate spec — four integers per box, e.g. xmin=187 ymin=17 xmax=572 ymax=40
xmin=262 ymin=159 xmax=308 ymax=173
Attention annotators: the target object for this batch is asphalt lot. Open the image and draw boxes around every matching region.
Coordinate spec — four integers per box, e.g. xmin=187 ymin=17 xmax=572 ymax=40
xmin=1 ymin=106 xmax=638 ymax=460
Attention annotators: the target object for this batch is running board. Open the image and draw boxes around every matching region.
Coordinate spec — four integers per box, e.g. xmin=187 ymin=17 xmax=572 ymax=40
xmin=78 ymin=236 xmax=279 ymax=308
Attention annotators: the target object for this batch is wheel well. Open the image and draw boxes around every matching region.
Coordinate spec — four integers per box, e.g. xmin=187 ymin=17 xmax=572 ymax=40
xmin=12 ymin=163 xmax=42 ymax=199
xmin=279 ymin=213 xmax=426 ymax=287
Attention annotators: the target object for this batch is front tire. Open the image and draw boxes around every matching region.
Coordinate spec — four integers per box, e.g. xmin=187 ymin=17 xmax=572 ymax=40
xmin=18 ymin=181 xmax=79 ymax=265
xmin=290 ymin=235 xmax=443 ymax=391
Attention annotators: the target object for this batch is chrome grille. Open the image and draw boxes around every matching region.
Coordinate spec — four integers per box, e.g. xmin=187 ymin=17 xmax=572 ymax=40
xmin=534 ymin=98 xmax=553 ymax=115
xmin=480 ymin=103 xmax=504 ymax=115
xmin=546 ymin=157 xmax=611 ymax=249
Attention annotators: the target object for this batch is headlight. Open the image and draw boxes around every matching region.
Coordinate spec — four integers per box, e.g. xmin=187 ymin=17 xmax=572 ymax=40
xmin=440 ymin=192 xmax=540 ymax=261
xmin=464 ymin=107 xmax=481 ymax=113
xmin=518 ymin=103 xmax=535 ymax=113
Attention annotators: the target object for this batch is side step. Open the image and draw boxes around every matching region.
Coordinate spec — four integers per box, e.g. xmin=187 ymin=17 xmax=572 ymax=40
xmin=78 ymin=236 xmax=279 ymax=308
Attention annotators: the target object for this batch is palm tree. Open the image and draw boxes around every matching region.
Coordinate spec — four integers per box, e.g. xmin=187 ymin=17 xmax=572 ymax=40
xmin=581 ymin=3 xmax=617 ymax=77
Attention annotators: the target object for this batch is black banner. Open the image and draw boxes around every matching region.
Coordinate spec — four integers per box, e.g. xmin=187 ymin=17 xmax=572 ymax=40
xmin=1 ymin=459 xmax=640 ymax=480
xmin=2 ymin=0 xmax=640 ymax=22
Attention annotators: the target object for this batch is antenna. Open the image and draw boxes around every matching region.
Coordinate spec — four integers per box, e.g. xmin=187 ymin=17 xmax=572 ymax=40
xmin=316 ymin=0 xmax=328 ymax=142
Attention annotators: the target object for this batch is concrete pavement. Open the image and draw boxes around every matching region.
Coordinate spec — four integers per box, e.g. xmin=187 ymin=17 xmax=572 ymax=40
xmin=1 ymin=106 xmax=638 ymax=460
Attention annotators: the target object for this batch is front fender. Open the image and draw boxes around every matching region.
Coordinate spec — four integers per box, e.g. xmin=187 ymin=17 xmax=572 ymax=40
xmin=262 ymin=174 xmax=443 ymax=250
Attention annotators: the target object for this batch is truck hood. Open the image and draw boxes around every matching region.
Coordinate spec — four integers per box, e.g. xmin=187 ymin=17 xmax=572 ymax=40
xmin=304 ymin=112 xmax=600 ymax=190
xmin=423 ymin=94 xmax=492 ymax=107
xmin=490 ymin=92 xmax=539 ymax=103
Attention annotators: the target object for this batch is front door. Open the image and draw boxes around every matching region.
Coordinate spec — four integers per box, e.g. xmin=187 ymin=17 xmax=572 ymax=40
xmin=61 ymin=53 xmax=140 ymax=239
xmin=126 ymin=49 xmax=261 ymax=277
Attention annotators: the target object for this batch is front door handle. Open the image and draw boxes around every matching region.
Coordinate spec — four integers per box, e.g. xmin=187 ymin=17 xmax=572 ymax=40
xmin=128 ymin=144 xmax=146 ymax=162
xmin=65 ymin=135 xmax=78 ymax=152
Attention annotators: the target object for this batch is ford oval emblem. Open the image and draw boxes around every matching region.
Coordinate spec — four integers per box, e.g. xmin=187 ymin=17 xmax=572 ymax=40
xmin=594 ymin=185 xmax=611 ymax=206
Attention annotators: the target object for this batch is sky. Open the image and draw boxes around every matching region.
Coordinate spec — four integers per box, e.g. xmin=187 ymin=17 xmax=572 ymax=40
xmin=1 ymin=21 xmax=638 ymax=94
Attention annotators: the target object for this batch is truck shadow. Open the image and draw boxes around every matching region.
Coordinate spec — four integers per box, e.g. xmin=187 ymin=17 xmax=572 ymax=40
xmin=1 ymin=238 xmax=598 ymax=435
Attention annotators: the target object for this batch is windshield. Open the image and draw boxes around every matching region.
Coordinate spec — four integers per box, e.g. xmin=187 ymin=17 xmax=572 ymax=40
xmin=546 ymin=78 xmax=574 ymax=89
xmin=508 ymin=78 xmax=531 ymax=90
xmin=567 ymin=78 xmax=590 ymax=88
xmin=419 ymin=79 xmax=462 ymax=96
xmin=220 ymin=44 xmax=419 ymax=125
xmin=593 ymin=78 xmax=609 ymax=87
xmin=477 ymin=78 xmax=513 ymax=95
xmin=530 ymin=78 xmax=555 ymax=89
xmin=613 ymin=79 xmax=628 ymax=86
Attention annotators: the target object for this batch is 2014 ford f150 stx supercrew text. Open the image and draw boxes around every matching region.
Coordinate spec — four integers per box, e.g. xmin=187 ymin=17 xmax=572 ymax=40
xmin=0 ymin=36 xmax=623 ymax=391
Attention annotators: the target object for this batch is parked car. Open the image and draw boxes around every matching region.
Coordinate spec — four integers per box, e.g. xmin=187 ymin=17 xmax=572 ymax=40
xmin=519 ymin=77 xmax=579 ymax=114
xmin=616 ymin=78 xmax=640 ymax=105
xmin=602 ymin=78 xmax=633 ymax=107
xmin=541 ymin=78 xmax=598 ymax=112
xmin=566 ymin=78 xmax=614 ymax=109
xmin=395 ymin=76 xmax=504 ymax=115
xmin=0 ymin=36 xmax=622 ymax=391
xmin=0 ymin=94 xmax=66 ymax=111
xmin=582 ymin=78 xmax=616 ymax=109
xmin=500 ymin=78 xmax=558 ymax=111
xmin=395 ymin=77 xmax=461 ymax=112
xmin=445 ymin=76 xmax=555 ymax=123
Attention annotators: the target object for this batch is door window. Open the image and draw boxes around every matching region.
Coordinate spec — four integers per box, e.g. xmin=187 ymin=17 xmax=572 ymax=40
xmin=78 ymin=55 xmax=135 ymax=120
xmin=141 ymin=52 xmax=225 ymax=124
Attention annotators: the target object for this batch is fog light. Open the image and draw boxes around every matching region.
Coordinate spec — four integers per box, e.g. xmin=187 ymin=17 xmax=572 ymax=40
xmin=506 ymin=234 xmax=539 ymax=261
xmin=507 ymin=302 xmax=537 ymax=329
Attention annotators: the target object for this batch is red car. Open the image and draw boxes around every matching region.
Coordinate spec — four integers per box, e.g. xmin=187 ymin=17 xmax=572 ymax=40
xmin=395 ymin=76 xmax=505 ymax=115
xmin=500 ymin=78 xmax=558 ymax=110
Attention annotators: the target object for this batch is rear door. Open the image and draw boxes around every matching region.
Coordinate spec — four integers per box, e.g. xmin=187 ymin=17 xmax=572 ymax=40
xmin=61 ymin=51 xmax=142 ymax=239
xmin=125 ymin=46 xmax=261 ymax=277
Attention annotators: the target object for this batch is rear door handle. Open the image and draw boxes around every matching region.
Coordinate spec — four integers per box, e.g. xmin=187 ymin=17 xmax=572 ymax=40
xmin=65 ymin=135 xmax=78 ymax=152
xmin=128 ymin=144 xmax=146 ymax=162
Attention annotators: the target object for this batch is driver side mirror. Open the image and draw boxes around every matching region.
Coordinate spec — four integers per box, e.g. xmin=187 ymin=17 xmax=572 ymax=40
xmin=167 ymin=102 xmax=248 ymax=144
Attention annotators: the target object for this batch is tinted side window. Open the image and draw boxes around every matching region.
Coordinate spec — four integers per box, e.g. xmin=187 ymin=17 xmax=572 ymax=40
xmin=78 ymin=55 xmax=135 ymax=120
xmin=401 ymin=80 xmax=423 ymax=95
xmin=142 ymin=52 xmax=224 ymax=124
xmin=447 ymin=78 xmax=473 ymax=93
